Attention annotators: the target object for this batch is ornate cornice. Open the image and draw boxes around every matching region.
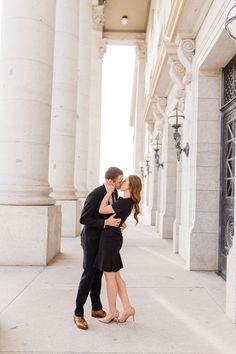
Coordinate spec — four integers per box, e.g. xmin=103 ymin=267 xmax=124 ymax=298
xmin=164 ymin=0 xmax=185 ymax=40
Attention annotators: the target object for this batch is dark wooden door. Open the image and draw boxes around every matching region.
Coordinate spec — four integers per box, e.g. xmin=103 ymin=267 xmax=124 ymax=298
xmin=219 ymin=55 xmax=236 ymax=279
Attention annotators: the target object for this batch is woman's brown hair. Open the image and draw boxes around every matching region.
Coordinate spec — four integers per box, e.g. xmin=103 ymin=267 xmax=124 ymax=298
xmin=129 ymin=175 xmax=142 ymax=224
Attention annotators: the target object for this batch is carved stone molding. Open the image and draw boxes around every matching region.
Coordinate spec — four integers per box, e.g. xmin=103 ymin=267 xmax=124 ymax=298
xmin=153 ymin=96 xmax=167 ymax=118
xmin=136 ymin=40 xmax=146 ymax=59
xmin=177 ymin=39 xmax=195 ymax=85
xmin=92 ymin=5 xmax=105 ymax=31
xmin=168 ymin=54 xmax=185 ymax=90
xmin=147 ymin=121 xmax=154 ymax=134
xmin=99 ymin=39 xmax=107 ymax=60
xmin=151 ymin=96 xmax=167 ymax=140
xmin=168 ymin=54 xmax=185 ymax=107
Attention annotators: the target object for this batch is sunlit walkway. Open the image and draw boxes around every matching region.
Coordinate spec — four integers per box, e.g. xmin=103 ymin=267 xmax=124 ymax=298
xmin=1 ymin=220 xmax=236 ymax=354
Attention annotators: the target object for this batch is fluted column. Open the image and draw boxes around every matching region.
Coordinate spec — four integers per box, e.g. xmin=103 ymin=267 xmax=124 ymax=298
xmin=159 ymin=122 xmax=177 ymax=239
xmin=152 ymin=97 xmax=166 ymax=232
xmin=74 ymin=0 xmax=92 ymax=199
xmin=0 ymin=0 xmax=61 ymax=265
xmin=0 ymin=1 xmax=56 ymax=205
xmin=133 ymin=41 xmax=146 ymax=175
xmin=49 ymin=0 xmax=80 ymax=237
xmin=87 ymin=4 xmax=105 ymax=191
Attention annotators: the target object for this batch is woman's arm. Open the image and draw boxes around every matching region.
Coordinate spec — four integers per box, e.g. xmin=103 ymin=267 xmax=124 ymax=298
xmin=99 ymin=184 xmax=115 ymax=214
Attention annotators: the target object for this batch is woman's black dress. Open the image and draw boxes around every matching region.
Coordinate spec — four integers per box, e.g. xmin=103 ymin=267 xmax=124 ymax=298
xmin=94 ymin=197 xmax=134 ymax=272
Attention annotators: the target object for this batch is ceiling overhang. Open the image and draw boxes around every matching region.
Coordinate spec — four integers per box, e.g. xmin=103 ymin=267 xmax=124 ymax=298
xmin=102 ymin=0 xmax=150 ymax=41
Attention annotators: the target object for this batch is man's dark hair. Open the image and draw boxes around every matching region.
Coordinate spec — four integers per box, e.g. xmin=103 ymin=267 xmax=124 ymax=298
xmin=105 ymin=166 xmax=123 ymax=181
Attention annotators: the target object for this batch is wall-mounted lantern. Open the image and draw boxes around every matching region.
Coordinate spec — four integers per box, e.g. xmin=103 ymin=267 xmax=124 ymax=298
xmin=167 ymin=108 xmax=189 ymax=161
xmin=138 ymin=161 xmax=145 ymax=178
xmin=225 ymin=4 xmax=236 ymax=40
xmin=151 ymin=138 xmax=164 ymax=169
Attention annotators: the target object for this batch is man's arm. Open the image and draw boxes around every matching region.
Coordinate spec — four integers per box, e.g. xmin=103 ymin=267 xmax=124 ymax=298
xmin=80 ymin=192 xmax=105 ymax=229
xmin=80 ymin=191 xmax=121 ymax=229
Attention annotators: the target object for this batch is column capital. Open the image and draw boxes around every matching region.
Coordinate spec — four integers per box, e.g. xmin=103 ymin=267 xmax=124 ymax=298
xmin=99 ymin=38 xmax=107 ymax=60
xmin=135 ymin=40 xmax=146 ymax=59
xmin=92 ymin=4 xmax=105 ymax=31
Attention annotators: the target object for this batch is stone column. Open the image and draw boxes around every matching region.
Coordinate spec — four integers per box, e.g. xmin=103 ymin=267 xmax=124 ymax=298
xmin=173 ymin=162 xmax=182 ymax=253
xmin=158 ymin=121 xmax=177 ymax=239
xmin=49 ymin=0 xmax=80 ymax=237
xmin=86 ymin=4 xmax=105 ymax=191
xmin=133 ymin=41 xmax=146 ymax=175
xmin=151 ymin=98 xmax=166 ymax=229
xmin=74 ymin=0 xmax=92 ymax=201
xmin=141 ymin=122 xmax=154 ymax=222
xmin=0 ymin=0 xmax=61 ymax=265
xmin=148 ymin=147 xmax=158 ymax=225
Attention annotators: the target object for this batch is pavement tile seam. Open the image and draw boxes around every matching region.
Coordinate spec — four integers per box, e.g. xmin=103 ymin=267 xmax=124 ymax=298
xmin=1 ymin=352 xmax=236 ymax=354
xmin=0 ymin=267 xmax=45 ymax=316
xmin=190 ymin=273 xmax=225 ymax=312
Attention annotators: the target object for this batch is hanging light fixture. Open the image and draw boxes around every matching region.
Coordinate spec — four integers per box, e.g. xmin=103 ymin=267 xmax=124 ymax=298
xmin=151 ymin=138 xmax=164 ymax=169
xmin=225 ymin=4 xmax=236 ymax=40
xmin=167 ymin=108 xmax=189 ymax=161
xmin=121 ymin=16 xmax=128 ymax=25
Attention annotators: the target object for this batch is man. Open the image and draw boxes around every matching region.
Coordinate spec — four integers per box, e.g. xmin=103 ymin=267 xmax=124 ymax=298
xmin=74 ymin=166 xmax=124 ymax=330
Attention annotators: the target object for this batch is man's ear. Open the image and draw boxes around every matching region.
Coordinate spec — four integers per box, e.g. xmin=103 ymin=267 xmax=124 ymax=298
xmin=107 ymin=179 xmax=115 ymax=186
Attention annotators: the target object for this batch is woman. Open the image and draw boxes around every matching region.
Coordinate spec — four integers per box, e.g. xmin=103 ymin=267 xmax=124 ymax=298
xmin=94 ymin=175 xmax=142 ymax=324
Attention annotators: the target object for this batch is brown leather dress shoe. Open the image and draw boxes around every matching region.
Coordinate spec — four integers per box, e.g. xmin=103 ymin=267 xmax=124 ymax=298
xmin=73 ymin=316 xmax=88 ymax=330
xmin=91 ymin=309 xmax=106 ymax=318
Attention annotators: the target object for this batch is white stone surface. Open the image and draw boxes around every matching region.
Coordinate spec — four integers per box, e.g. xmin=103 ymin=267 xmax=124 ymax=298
xmin=0 ymin=0 xmax=56 ymax=205
xmin=58 ymin=199 xmax=81 ymax=237
xmin=132 ymin=41 xmax=146 ymax=177
xmin=0 ymin=205 xmax=61 ymax=265
xmin=86 ymin=8 xmax=104 ymax=191
xmin=74 ymin=0 xmax=92 ymax=198
xmin=158 ymin=123 xmax=177 ymax=239
xmin=1 ymin=221 xmax=236 ymax=353
xmin=49 ymin=0 xmax=79 ymax=201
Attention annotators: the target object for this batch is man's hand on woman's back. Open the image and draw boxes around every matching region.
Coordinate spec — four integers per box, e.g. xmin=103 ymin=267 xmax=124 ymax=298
xmin=105 ymin=214 xmax=121 ymax=227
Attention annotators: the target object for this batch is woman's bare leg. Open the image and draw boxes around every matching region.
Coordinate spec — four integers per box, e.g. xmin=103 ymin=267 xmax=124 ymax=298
xmin=104 ymin=272 xmax=119 ymax=316
xmin=115 ymin=272 xmax=132 ymax=311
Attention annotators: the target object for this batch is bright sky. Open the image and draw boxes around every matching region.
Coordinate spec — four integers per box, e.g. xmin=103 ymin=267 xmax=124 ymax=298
xmin=99 ymin=45 xmax=135 ymax=183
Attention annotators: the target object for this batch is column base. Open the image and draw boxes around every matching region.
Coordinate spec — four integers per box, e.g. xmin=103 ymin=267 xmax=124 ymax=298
xmin=159 ymin=212 xmax=174 ymax=239
xmin=0 ymin=205 xmax=61 ymax=265
xmin=173 ymin=219 xmax=179 ymax=253
xmin=187 ymin=228 xmax=217 ymax=271
xmin=57 ymin=200 xmax=82 ymax=237
xmin=140 ymin=204 xmax=157 ymax=226
xmin=226 ymin=247 xmax=236 ymax=323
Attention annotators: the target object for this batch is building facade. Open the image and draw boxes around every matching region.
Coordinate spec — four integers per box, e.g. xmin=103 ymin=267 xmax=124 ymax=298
xmin=131 ymin=0 xmax=236 ymax=323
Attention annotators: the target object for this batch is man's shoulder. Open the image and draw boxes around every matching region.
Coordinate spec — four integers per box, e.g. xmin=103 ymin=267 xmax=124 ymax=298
xmin=89 ymin=184 xmax=106 ymax=197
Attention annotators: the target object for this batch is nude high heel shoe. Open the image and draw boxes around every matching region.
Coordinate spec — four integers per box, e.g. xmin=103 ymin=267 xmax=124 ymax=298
xmin=99 ymin=312 xmax=119 ymax=324
xmin=118 ymin=307 xmax=135 ymax=323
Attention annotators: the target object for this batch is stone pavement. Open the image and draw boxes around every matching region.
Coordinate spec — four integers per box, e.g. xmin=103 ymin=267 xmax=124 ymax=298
xmin=1 ymin=221 xmax=236 ymax=354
